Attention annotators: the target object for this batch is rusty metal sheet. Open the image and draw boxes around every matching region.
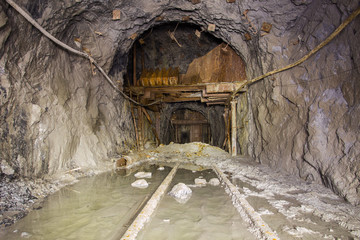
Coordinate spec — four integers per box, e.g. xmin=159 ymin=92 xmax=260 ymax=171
xmin=181 ymin=43 xmax=247 ymax=84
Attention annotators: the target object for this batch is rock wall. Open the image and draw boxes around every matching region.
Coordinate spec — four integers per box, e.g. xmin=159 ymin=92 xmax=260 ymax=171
xmin=0 ymin=1 xmax=136 ymax=178
xmin=0 ymin=0 xmax=359 ymax=205
xmin=245 ymin=0 xmax=360 ymax=205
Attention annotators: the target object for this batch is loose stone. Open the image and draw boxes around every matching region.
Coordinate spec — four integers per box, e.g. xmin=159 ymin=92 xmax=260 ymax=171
xmin=131 ymin=179 xmax=149 ymax=189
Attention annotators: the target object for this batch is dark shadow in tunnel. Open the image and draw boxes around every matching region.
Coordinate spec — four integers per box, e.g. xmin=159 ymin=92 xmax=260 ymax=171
xmin=170 ymin=108 xmax=210 ymax=144
xmin=160 ymin=102 xmax=225 ymax=148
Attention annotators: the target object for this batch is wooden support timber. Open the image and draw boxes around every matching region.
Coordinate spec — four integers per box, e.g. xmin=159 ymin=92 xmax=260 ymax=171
xmin=137 ymin=105 xmax=144 ymax=150
xmin=130 ymin=104 xmax=139 ymax=150
xmin=231 ymin=100 xmax=237 ymax=156
xmin=141 ymin=107 xmax=161 ymax=145
xmin=125 ymin=82 xmax=246 ymax=107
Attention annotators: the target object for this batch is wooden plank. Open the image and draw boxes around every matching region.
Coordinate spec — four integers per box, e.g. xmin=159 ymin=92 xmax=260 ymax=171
xmin=127 ymin=82 xmax=245 ymax=94
xmin=207 ymin=97 xmax=229 ymax=101
xmin=112 ymin=9 xmax=121 ymax=20
xmin=133 ymin=44 xmax=137 ymax=86
xmin=206 ymin=82 xmax=247 ymax=93
xmin=231 ymin=100 xmax=237 ymax=156
xmin=163 ymin=97 xmax=201 ymax=103
xmin=130 ymin=104 xmax=139 ymax=150
xmin=202 ymin=90 xmax=230 ymax=98
xmin=142 ymin=107 xmax=160 ymax=144
xmin=138 ymin=106 xmax=144 ymax=150
xmin=144 ymin=85 xmax=205 ymax=93
xmin=201 ymin=97 xmax=209 ymax=103
xmin=171 ymin=119 xmax=208 ymax=125
xmin=206 ymin=101 xmax=226 ymax=106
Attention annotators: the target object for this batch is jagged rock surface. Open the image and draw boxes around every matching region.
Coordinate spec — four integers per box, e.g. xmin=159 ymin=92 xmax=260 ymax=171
xmin=244 ymin=0 xmax=360 ymax=205
xmin=0 ymin=0 xmax=136 ymax=178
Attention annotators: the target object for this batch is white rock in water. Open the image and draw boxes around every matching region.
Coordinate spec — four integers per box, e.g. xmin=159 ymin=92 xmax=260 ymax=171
xmin=21 ymin=232 xmax=32 ymax=238
xmin=168 ymin=183 xmax=192 ymax=204
xmin=134 ymin=171 xmax=152 ymax=178
xmin=194 ymin=178 xmax=207 ymax=186
xmin=131 ymin=179 xmax=149 ymax=188
xmin=208 ymin=178 xmax=220 ymax=186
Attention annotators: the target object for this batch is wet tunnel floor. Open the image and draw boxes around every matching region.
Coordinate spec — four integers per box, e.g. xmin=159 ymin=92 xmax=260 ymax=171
xmin=137 ymin=167 xmax=255 ymax=240
xmin=1 ymin=147 xmax=359 ymax=240
xmin=0 ymin=164 xmax=254 ymax=240
xmin=0 ymin=164 xmax=171 ymax=240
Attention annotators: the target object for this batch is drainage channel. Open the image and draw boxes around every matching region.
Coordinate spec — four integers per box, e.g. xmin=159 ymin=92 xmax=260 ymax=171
xmin=121 ymin=164 xmax=280 ymax=240
xmin=136 ymin=165 xmax=256 ymax=240
xmin=213 ymin=164 xmax=280 ymax=240
xmin=118 ymin=163 xmax=180 ymax=240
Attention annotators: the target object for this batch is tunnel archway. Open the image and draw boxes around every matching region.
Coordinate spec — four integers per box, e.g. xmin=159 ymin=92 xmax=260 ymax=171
xmin=109 ymin=21 xmax=247 ymax=150
xmin=160 ymin=102 xmax=225 ymax=148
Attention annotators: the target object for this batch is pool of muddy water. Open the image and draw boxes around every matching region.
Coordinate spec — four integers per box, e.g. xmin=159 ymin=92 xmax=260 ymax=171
xmin=0 ymin=163 xmax=254 ymax=240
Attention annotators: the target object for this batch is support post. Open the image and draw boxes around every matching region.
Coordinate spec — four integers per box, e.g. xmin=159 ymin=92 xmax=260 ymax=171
xmin=137 ymin=106 xmax=144 ymax=150
xmin=142 ymin=107 xmax=161 ymax=145
xmin=133 ymin=44 xmax=137 ymax=86
xmin=155 ymin=112 xmax=161 ymax=143
xmin=130 ymin=104 xmax=139 ymax=150
xmin=231 ymin=100 xmax=237 ymax=156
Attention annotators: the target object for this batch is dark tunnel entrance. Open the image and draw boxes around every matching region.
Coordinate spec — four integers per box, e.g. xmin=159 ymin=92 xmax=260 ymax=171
xmin=109 ymin=22 xmax=247 ymax=150
xmin=170 ymin=109 xmax=210 ymax=144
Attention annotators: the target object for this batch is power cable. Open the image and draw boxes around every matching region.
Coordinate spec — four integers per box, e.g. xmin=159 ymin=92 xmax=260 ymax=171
xmin=5 ymin=0 xmax=160 ymax=107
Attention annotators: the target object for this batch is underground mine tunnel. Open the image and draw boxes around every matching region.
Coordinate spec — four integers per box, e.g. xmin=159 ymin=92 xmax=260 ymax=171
xmin=0 ymin=0 xmax=360 ymax=239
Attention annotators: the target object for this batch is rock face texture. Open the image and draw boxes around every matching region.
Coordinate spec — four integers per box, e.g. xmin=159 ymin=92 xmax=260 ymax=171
xmin=244 ymin=0 xmax=360 ymax=206
xmin=0 ymin=0 xmax=359 ymax=206
xmin=0 ymin=1 xmax=136 ymax=178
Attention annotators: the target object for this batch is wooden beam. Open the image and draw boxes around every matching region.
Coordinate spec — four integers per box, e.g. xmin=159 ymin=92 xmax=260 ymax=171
xmin=133 ymin=44 xmax=137 ymax=86
xmin=202 ymin=90 xmax=230 ymax=98
xmin=156 ymin=112 xmax=161 ymax=143
xmin=207 ymin=97 xmax=229 ymax=101
xmin=142 ymin=107 xmax=160 ymax=144
xmin=206 ymin=102 xmax=226 ymax=106
xmin=231 ymin=100 xmax=237 ymax=156
xmin=137 ymin=105 xmax=144 ymax=150
xmin=163 ymin=97 xmax=201 ymax=103
xmin=145 ymin=85 xmax=205 ymax=93
xmin=206 ymin=82 xmax=247 ymax=93
xmin=171 ymin=119 xmax=209 ymax=125
xmin=130 ymin=104 xmax=139 ymax=150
